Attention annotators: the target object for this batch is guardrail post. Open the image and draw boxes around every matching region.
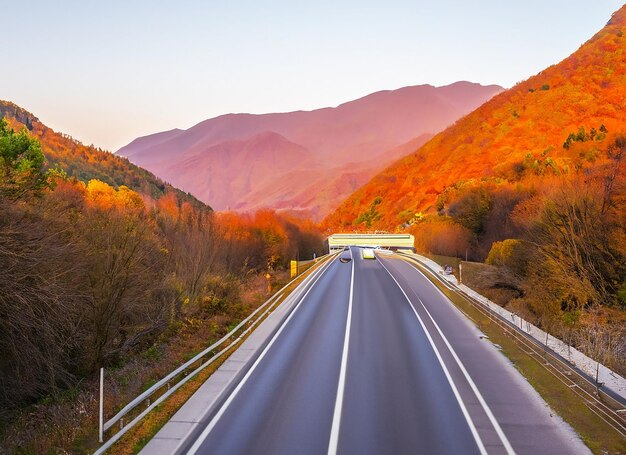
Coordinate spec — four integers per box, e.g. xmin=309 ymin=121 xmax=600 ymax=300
xmin=120 ymin=418 xmax=124 ymax=430
xmin=99 ymin=367 xmax=104 ymax=443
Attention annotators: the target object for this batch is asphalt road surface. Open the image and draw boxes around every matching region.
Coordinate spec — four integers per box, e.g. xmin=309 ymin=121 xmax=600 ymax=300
xmin=182 ymin=247 xmax=587 ymax=455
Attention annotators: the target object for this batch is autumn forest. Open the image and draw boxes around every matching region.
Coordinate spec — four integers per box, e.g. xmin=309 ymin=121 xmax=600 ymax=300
xmin=1 ymin=4 xmax=626 ymax=454
xmin=0 ymin=111 xmax=324 ymax=450
xmin=325 ymin=6 xmax=626 ymax=380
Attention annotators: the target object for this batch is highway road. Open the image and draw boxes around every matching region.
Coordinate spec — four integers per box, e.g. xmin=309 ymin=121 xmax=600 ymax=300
xmin=180 ymin=247 xmax=588 ymax=455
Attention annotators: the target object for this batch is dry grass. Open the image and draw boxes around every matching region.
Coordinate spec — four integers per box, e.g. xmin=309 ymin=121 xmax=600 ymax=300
xmin=411 ymin=260 xmax=626 ymax=454
xmin=425 ymin=254 xmax=522 ymax=306
xmin=116 ymin=341 xmax=241 ymax=454
xmin=99 ymin=257 xmax=329 ymax=454
xmin=0 ymin=270 xmax=292 ymax=455
xmin=459 ymin=261 xmax=522 ymax=306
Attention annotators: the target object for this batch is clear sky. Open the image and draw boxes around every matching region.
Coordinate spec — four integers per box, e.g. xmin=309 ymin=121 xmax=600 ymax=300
xmin=2 ymin=0 xmax=623 ymax=151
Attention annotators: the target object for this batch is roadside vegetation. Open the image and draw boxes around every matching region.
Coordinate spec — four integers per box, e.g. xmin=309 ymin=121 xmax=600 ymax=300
xmin=413 ymin=134 xmax=626 ymax=377
xmin=410 ymin=259 xmax=626 ymax=454
xmin=323 ymin=8 xmax=626 ymax=377
xmin=0 ymin=117 xmax=325 ymax=453
xmin=111 ymin=258 xmax=329 ymax=455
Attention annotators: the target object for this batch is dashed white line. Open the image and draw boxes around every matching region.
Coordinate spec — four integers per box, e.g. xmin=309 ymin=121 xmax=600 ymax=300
xmin=384 ymin=255 xmax=517 ymax=455
xmin=394 ymin=257 xmax=516 ymax=455
xmin=327 ymin=246 xmax=355 ymax=455
xmin=377 ymin=255 xmax=488 ymax=455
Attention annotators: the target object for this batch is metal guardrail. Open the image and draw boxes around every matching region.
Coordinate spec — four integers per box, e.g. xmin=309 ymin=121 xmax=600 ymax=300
xmin=94 ymin=292 xmax=283 ymax=454
xmin=399 ymin=252 xmax=626 ymax=439
xmin=103 ymin=290 xmax=280 ymax=432
xmin=94 ymin=255 xmax=332 ymax=454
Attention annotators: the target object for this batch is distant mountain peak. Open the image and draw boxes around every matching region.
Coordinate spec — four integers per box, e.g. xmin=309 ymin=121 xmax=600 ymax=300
xmin=117 ymin=81 xmax=503 ymax=218
xmin=323 ymin=4 xmax=626 ymax=230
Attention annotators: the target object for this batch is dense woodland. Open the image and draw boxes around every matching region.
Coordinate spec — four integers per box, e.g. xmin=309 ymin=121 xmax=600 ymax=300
xmin=324 ymin=8 xmax=626 ymax=374
xmin=1 ymin=7 xmax=625 ymax=451
xmin=439 ymin=134 xmax=625 ymax=373
xmin=0 ymin=116 xmax=324 ymax=419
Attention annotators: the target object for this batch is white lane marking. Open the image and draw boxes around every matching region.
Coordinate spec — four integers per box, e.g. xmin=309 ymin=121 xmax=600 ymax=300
xmin=377 ymin=256 xmax=488 ymax=455
xmin=187 ymin=255 xmax=339 ymax=455
xmin=395 ymin=257 xmax=516 ymax=455
xmin=327 ymin=246 xmax=355 ymax=455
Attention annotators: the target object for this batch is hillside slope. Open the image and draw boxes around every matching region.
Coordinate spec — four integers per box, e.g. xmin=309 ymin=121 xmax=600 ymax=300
xmin=324 ymin=7 xmax=626 ymax=230
xmin=236 ymin=133 xmax=433 ymax=218
xmin=0 ymin=101 xmax=207 ymax=208
xmin=117 ymin=82 xmax=502 ymax=216
xmin=0 ymin=108 xmax=325 ymax=455
xmin=161 ymin=131 xmax=319 ymax=211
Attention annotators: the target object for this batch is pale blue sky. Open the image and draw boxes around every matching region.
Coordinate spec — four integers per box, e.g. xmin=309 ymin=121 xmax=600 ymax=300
xmin=2 ymin=1 xmax=623 ymax=151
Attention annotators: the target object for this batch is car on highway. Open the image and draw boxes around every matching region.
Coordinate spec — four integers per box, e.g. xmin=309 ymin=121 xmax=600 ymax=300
xmin=339 ymin=246 xmax=352 ymax=263
xmin=362 ymin=248 xmax=376 ymax=259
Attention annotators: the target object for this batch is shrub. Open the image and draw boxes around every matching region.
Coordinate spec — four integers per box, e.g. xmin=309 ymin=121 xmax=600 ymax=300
xmin=447 ymin=187 xmax=492 ymax=234
xmin=485 ymin=239 xmax=529 ymax=275
xmin=411 ymin=218 xmax=472 ymax=257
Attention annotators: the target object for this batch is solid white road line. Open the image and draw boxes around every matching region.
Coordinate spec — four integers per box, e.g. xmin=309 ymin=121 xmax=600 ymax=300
xmin=327 ymin=246 xmax=355 ymax=455
xmin=186 ymin=255 xmax=338 ymax=455
xmin=395 ymin=257 xmax=516 ymax=455
xmin=377 ymin=256 xmax=488 ymax=455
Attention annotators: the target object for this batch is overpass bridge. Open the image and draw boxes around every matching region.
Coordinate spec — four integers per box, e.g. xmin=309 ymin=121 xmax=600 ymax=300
xmin=327 ymin=233 xmax=414 ymax=253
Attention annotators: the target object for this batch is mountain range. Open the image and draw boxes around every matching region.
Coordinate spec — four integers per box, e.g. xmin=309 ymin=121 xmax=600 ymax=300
xmin=324 ymin=6 xmax=626 ymax=231
xmin=117 ymin=82 xmax=503 ymax=219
